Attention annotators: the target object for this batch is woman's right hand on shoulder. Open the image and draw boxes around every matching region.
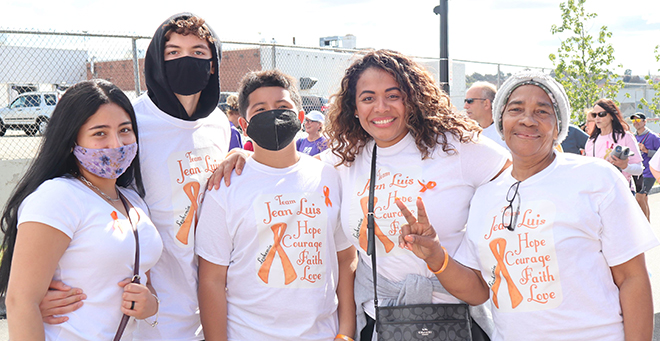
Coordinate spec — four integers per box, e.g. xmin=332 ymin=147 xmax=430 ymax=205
xmin=41 ymin=280 xmax=86 ymax=324
xmin=206 ymin=149 xmax=251 ymax=190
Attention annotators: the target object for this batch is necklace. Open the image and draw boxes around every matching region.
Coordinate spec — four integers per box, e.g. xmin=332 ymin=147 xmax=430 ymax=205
xmin=79 ymin=175 xmax=120 ymax=202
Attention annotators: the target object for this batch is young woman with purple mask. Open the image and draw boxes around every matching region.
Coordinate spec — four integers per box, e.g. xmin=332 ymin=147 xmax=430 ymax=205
xmin=0 ymin=80 xmax=163 ymax=340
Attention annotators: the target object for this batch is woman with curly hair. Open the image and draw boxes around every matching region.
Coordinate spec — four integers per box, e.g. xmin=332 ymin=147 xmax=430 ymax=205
xmin=584 ymin=98 xmax=642 ymax=193
xmin=313 ymin=49 xmax=507 ymax=340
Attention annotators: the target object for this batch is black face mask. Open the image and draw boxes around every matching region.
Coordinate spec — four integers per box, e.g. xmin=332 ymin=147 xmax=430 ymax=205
xmin=165 ymin=56 xmax=212 ymax=96
xmin=246 ymin=109 xmax=301 ymax=151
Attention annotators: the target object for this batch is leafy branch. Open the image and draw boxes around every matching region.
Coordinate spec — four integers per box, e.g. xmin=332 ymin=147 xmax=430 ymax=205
xmin=549 ymin=0 xmax=623 ymax=123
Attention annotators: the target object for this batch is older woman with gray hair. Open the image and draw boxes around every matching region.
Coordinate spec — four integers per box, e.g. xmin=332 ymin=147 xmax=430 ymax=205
xmin=396 ymin=71 xmax=658 ymax=340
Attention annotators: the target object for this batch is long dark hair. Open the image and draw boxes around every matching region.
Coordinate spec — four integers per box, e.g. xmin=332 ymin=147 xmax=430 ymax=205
xmin=325 ymin=49 xmax=480 ymax=165
xmin=0 ymin=79 xmax=144 ymax=294
xmin=589 ymin=98 xmax=628 ymax=143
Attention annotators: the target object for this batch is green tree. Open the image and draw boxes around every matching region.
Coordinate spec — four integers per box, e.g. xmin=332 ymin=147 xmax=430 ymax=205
xmin=549 ymin=0 xmax=623 ymax=123
xmin=638 ymin=45 xmax=660 ymax=117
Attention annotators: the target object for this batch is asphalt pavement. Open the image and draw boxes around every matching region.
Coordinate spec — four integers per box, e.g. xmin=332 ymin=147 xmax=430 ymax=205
xmin=2 ymin=190 xmax=660 ymax=340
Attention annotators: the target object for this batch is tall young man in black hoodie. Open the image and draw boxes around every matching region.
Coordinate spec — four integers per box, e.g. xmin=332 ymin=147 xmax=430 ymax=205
xmin=38 ymin=13 xmax=230 ymax=340
xmin=132 ymin=13 xmax=230 ymax=340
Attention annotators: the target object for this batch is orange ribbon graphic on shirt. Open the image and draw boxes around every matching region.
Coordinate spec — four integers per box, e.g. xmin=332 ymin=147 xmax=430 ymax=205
xmin=110 ymin=211 xmax=122 ymax=233
xmin=323 ymin=186 xmax=332 ymax=207
xmin=358 ymin=197 xmax=394 ymax=253
xmin=176 ymin=181 xmax=201 ymax=245
xmin=418 ymin=180 xmax=437 ymax=193
xmin=258 ymin=223 xmax=297 ymax=285
xmin=489 ymin=238 xmax=523 ymax=309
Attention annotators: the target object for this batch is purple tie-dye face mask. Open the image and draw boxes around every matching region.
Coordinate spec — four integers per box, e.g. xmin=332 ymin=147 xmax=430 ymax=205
xmin=73 ymin=142 xmax=138 ymax=179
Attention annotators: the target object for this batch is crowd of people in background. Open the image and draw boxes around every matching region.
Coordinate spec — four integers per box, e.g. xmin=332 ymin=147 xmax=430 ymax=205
xmin=0 ymin=11 xmax=657 ymax=341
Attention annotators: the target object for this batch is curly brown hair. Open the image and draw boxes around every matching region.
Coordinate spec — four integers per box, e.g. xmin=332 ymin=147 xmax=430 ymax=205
xmin=325 ymin=49 xmax=480 ymax=165
xmin=163 ymin=16 xmax=216 ymax=45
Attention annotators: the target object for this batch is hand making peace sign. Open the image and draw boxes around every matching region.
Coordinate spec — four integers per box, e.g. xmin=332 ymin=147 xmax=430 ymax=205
xmin=395 ymin=197 xmax=447 ymax=272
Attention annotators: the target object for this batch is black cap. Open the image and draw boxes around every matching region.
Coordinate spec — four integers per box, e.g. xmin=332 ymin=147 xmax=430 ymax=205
xmin=630 ymin=113 xmax=646 ymax=120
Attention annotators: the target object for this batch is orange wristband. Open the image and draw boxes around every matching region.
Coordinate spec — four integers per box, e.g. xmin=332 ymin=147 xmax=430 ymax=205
xmin=336 ymin=334 xmax=354 ymax=341
xmin=427 ymin=246 xmax=449 ymax=274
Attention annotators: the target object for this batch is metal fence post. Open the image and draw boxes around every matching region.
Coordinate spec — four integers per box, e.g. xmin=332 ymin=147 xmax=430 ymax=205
xmin=272 ymin=45 xmax=277 ymax=70
xmin=132 ymin=38 xmax=141 ymax=96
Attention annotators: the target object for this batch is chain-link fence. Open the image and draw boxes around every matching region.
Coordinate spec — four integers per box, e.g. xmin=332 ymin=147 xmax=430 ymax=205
xmin=0 ymin=28 xmax=560 ymax=209
xmin=0 ymin=29 xmax=557 ymax=163
xmin=0 ymin=29 xmax=385 ymax=161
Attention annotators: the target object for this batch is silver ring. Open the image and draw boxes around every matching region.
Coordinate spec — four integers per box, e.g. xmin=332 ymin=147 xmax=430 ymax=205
xmin=130 ymin=301 xmax=135 ymax=310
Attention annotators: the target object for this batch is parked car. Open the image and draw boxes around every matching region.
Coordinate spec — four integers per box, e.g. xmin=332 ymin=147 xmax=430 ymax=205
xmin=0 ymin=91 xmax=60 ymax=136
xmin=301 ymin=95 xmax=329 ymax=114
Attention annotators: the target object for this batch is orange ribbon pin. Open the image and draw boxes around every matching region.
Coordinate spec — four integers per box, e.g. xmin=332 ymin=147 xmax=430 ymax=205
xmin=110 ymin=211 xmax=122 ymax=233
xmin=323 ymin=186 xmax=332 ymax=207
xmin=358 ymin=196 xmax=394 ymax=253
xmin=489 ymin=238 xmax=523 ymax=309
xmin=176 ymin=181 xmax=201 ymax=245
xmin=258 ymin=223 xmax=297 ymax=285
xmin=418 ymin=180 xmax=437 ymax=193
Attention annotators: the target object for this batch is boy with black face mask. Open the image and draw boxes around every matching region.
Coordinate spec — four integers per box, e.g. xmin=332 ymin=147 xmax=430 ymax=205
xmin=39 ymin=13 xmax=230 ymax=341
xmin=196 ymin=69 xmax=357 ymax=341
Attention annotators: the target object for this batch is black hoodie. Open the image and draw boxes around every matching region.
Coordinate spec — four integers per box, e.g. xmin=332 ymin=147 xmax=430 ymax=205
xmin=144 ymin=12 xmax=222 ymax=121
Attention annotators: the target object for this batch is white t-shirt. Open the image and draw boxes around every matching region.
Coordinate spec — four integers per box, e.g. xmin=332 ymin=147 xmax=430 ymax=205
xmin=320 ymin=132 xmax=508 ymax=311
xmin=196 ymin=154 xmax=351 ymax=341
xmin=18 ymin=177 xmax=163 ymax=341
xmin=481 ymin=123 xmax=510 ymax=151
xmin=455 ymin=152 xmax=659 ymax=341
xmin=132 ymin=94 xmax=230 ymax=340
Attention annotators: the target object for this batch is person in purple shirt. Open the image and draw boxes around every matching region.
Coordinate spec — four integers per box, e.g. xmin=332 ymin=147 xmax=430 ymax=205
xmin=631 ymin=113 xmax=660 ymax=220
xmin=296 ymin=110 xmax=327 ymax=156
xmin=226 ymin=94 xmax=244 ymax=151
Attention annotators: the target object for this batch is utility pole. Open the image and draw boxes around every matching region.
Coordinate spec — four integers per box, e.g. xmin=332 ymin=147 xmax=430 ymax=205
xmin=433 ymin=0 xmax=449 ymax=94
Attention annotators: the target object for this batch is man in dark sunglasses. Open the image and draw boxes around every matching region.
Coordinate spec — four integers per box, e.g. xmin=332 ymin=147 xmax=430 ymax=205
xmin=464 ymin=82 xmax=508 ymax=150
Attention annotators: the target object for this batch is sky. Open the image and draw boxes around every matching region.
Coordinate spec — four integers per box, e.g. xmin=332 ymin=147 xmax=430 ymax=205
xmin=2 ymin=0 xmax=660 ymax=76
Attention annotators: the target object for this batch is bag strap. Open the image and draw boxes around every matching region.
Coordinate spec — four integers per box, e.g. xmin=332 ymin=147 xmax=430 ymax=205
xmin=113 ymin=191 xmax=140 ymax=341
xmin=367 ymin=144 xmax=379 ymax=308
xmin=640 ymin=131 xmax=650 ymax=145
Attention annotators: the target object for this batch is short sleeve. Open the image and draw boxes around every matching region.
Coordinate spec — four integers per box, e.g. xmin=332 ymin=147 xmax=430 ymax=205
xmin=18 ymin=179 xmax=81 ymax=239
xmin=652 ymin=134 xmax=660 ymax=151
xmin=195 ymin=190 xmax=231 ymax=266
xmin=650 ymin=150 xmax=660 ymax=171
xmin=318 ymin=148 xmax=341 ymax=166
xmin=460 ymin=136 xmax=509 ymax=187
xmin=333 ymin=221 xmax=351 ymax=252
xmin=623 ymin=133 xmax=643 ymax=165
xmin=597 ymin=167 xmax=659 ymax=266
xmin=453 ymin=232 xmax=480 ymax=271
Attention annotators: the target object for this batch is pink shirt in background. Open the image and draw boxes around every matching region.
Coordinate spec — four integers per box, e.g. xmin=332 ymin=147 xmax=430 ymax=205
xmin=584 ymin=131 xmax=643 ymax=188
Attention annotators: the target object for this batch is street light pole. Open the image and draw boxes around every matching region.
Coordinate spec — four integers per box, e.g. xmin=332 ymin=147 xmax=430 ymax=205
xmin=433 ymin=0 xmax=449 ymax=95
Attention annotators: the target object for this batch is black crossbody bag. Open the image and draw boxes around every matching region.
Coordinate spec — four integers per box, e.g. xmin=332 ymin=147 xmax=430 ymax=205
xmin=366 ymin=144 xmax=475 ymax=341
